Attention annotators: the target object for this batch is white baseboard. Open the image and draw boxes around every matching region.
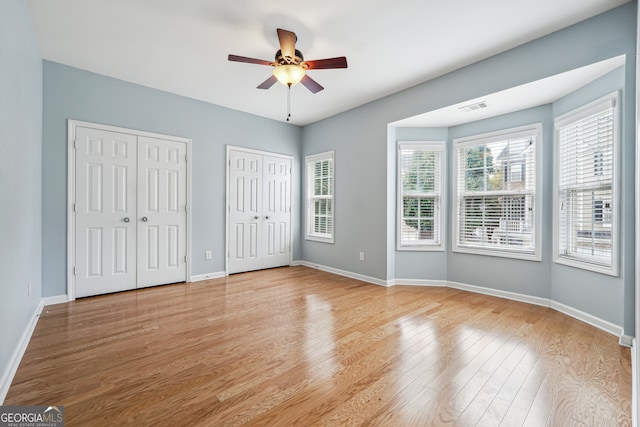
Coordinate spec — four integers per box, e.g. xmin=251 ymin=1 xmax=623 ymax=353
xmin=632 ymin=338 xmax=638 ymax=427
xmin=448 ymin=280 xmax=550 ymax=308
xmin=391 ymin=278 xmax=447 ymax=287
xmin=189 ymin=272 xmax=226 ymax=282
xmin=550 ymin=300 xmax=624 ymax=338
xmin=42 ymin=295 xmax=69 ymax=306
xmin=291 ymin=260 xmax=304 ymax=267
xmin=0 ymin=300 xmax=44 ymax=404
xmin=619 ymin=334 xmax=634 ymax=348
xmin=299 ymin=261 xmax=389 ymax=287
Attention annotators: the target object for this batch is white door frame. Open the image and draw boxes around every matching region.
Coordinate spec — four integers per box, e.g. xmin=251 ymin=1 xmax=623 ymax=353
xmin=634 ymin=34 xmax=640 ymax=426
xmin=225 ymin=145 xmax=294 ymax=275
xmin=67 ymin=120 xmax=192 ymax=300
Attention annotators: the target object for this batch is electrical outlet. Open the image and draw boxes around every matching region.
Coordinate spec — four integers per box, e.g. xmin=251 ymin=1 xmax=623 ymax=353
xmin=359 ymin=252 xmax=365 ymax=261
xmin=28 ymin=281 xmax=32 ymax=297
xmin=205 ymin=250 xmax=212 ymax=260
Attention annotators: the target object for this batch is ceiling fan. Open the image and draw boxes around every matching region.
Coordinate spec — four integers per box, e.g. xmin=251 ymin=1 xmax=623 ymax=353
xmin=228 ymin=28 xmax=348 ymax=94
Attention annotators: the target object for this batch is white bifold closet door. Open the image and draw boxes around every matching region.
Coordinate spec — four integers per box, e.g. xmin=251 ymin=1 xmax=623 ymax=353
xmin=74 ymin=127 xmax=186 ymax=298
xmin=227 ymin=148 xmax=292 ymax=274
xmin=137 ymin=136 xmax=187 ymax=288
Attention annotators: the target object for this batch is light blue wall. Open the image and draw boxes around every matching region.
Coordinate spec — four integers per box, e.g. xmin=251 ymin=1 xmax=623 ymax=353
xmin=392 ymin=127 xmax=448 ymax=281
xmin=302 ymin=105 xmax=390 ymax=279
xmin=302 ymin=3 xmax=636 ymax=332
xmin=447 ymin=105 xmax=554 ymax=299
xmin=550 ymin=67 xmax=628 ymax=328
xmin=42 ymin=61 xmax=302 ymax=297
xmin=0 ymin=0 xmax=42 ymax=394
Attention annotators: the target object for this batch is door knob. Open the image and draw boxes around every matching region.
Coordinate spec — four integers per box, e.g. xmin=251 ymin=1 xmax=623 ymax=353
xmin=265 ymin=216 xmax=270 ymax=220
xmin=254 ymin=216 xmax=260 ymax=220
xmin=123 ymin=217 xmax=130 ymax=223
xmin=142 ymin=216 xmax=148 ymax=222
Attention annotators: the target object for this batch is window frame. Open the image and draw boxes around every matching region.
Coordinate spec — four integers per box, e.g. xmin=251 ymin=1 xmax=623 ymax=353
xmin=452 ymin=123 xmax=543 ymax=261
xmin=305 ymin=151 xmax=335 ymax=244
xmin=396 ymin=141 xmax=446 ymax=251
xmin=553 ymin=92 xmax=620 ymax=276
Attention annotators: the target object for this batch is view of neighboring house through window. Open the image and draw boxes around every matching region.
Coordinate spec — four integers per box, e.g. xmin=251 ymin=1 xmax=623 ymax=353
xmin=554 ymin=93 xmax=618 ymax=275
xmin=397 ymin=142 xmax=444 ymax=250
xmin=305 ymin=151 xmax=334 ymax=243
xmin=453 ymin=124 xmax=541 ymax=260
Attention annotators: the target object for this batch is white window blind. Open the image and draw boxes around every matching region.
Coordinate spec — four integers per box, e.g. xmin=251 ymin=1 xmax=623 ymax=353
xmin=306 ymin=151 xmax=334 ymax=243
xmin=397 ymin=142 xmax=444 ymax=250
xmin=453 ymin=125 xmax=541 ymax=259
xmin=555 ymin=94 xmax=618 ymax=275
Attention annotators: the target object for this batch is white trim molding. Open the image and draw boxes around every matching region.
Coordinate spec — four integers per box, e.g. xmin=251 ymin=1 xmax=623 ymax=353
xmin=0 ymin=300 xmax=43 ymax=404
xmin=619 ymin=334 xmax=634 ymax=348
xmin=632 ymin=338 xmax=638 ymax=427
xmin=448 ymin=280 xmax=550 ymax=308
xmin=190 ymin=272 xmax=227 ymax=282
xmin=550 ymin=300 xmax=624 ymax=338
xmin=391 ymin=279 xmax=447 ymax=287
xmin=42 ymin=295 xmax=69 ymax=306
xmin=299 ymin=261 xmax=389 ymax=287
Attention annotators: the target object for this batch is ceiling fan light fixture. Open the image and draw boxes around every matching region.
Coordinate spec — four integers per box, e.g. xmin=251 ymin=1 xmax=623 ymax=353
xmin=273 ymin=64 xmax=305 ymax=86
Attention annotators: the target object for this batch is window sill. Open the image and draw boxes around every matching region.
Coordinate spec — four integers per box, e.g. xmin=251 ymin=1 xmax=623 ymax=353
xmin=554 ymin=256 xmax=618 ymax=277
xmin=453 ymin=245 xmax=541 ymax=262
xmin=305 ymin=235 xmax=334 ymax=244
xmin=397 ymin=244 xmax=445 ymax=252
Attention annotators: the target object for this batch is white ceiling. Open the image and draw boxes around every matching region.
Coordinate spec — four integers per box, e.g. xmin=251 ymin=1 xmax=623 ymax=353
xmin=25 ymin=0 xmax=630 ymax=126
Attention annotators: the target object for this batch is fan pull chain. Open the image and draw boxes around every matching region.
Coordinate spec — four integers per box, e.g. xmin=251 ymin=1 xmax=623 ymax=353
xmin=286 ymin=83 xmax=292 ymax=122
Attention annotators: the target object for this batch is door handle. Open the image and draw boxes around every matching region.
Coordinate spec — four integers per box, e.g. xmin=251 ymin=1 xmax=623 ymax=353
xmin=141 ymin=216 xmax=148 ymax=222
xmin=265 ymin=216 xmax=270 ymax=220
xmin=123 ymin=217 xmax=130 ymax=223
xmin=254 ymin=216 xmax=260 ymax=220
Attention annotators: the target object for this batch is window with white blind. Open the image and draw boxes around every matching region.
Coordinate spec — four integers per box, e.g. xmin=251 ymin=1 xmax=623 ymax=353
xmin=397 ymin=142 xmax=445 ymax=250
xmin=453 ymin=124 xmax=542 ymax=260
xmin=554 ymin=93 xmax=619 ymax=275
xmin=306 ymin=151 xmax=334 ymax=243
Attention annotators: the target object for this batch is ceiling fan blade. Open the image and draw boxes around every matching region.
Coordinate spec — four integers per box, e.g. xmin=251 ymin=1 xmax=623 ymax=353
xmin=303 ymin=57 xmax=348 ymax=70
xmin=228 ymin=54 xmax=273 ymax=66
xmin=301 ymin=75 xmax=324 ymax=94
xmin=257 ymin=75 xmax=278 ymax=90
xmin=277 ymin=28 xmax=297 ymax=61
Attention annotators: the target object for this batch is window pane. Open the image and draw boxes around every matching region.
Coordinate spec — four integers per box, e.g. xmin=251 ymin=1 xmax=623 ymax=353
xmin=306 ymin=152 xmax=334 ymax=241
xmin=559 ymin=188 xmax=612 ymax=262
xmin=419 ymin=198 xmax=434 ymax=218
xmin=401 ymin=197 xmax=437 ymax=243
xmin=556 ymin=98 xmax=615 ymax=270
xmin=455 ymin=128 xmax=538 ymax=256
xmin=398 ymin=144 xmax=442 ymax=247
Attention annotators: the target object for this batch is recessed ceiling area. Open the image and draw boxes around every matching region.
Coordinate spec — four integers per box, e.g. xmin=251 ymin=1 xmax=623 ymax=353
xmin=391 ymin=55 xmax=626 ymax=128
xmin=25 ymin=0 xmax=630 ymax=126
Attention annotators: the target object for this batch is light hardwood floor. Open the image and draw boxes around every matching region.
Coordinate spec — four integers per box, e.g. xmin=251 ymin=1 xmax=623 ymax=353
xmin=6 ymin=266 xmax=631 ymax=426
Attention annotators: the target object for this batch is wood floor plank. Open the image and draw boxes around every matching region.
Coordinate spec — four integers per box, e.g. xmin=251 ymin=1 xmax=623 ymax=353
xmin=5 ymin=266 xmax=631 ymax=426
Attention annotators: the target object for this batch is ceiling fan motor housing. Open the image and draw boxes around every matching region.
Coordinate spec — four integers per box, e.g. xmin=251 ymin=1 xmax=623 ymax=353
xmin=275 ymin=49 xmax=305 ymax=66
